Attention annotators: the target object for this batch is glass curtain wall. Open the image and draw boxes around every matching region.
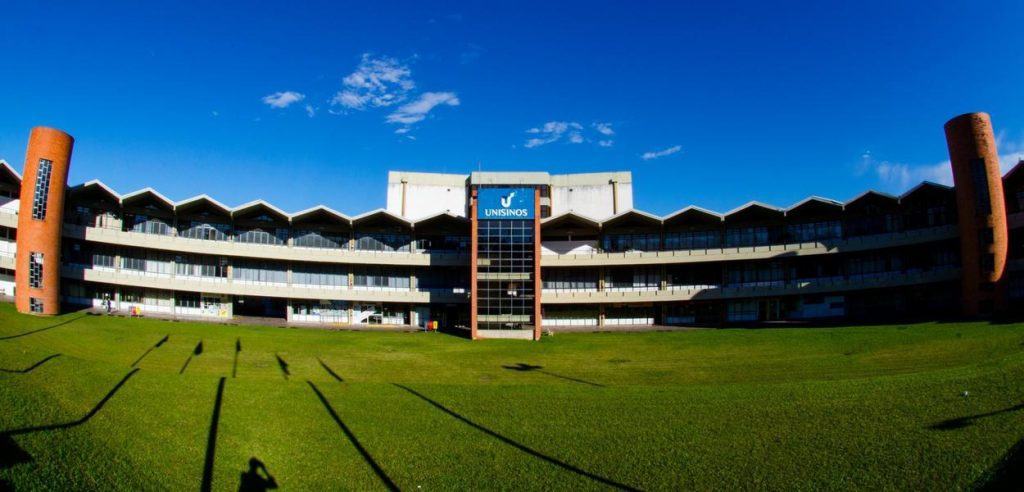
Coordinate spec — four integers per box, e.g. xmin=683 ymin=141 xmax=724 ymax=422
xmin=476 ymin=219 xmax=536 ymax=330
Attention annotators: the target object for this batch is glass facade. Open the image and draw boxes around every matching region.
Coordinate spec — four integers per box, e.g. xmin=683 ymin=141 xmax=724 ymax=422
xmin=476 ymin=218 xmax=536 ymax=330
xmin=31 ymin=159 xmax=52 ymax=220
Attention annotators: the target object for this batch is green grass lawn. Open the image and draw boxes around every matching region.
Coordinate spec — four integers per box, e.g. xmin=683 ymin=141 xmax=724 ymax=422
xmin=2 ymin=303 xmax=1024 ymax=490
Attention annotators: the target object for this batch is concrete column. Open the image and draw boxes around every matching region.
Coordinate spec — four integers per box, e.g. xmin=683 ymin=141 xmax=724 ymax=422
xmin=598 ymin=304 xmax=605 ymax=327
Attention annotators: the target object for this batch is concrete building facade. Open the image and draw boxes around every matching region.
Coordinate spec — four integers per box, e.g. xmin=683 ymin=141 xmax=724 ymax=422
xmin=2 ymin=113 xmax=1022 ymax=340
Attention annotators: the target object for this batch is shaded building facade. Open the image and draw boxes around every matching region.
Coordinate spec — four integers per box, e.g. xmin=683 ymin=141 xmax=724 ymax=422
xmin=1 ymin=113 xmax=1022 ymax=340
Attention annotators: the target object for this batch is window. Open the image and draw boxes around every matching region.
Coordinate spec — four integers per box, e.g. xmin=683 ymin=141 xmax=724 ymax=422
xmin=602 ymin=233 xmax=660 ymax=252
xmin=664 ymin=230 xmax=721 ymax=251
xmin=980 ymin=253 xmax=995 ymax=273
xmin=725 ymin=226 xmax=770 ymax=247
xmin=353 ymin=266 xmax=410 ymax=289
xmin=785 ymin=221 xmax=843 ymax=243
xmin=969 ymin=158 xmax=992 ymax=216
xmin=175 ymin=293 xmax=201 ymax=308
xmin=126 ymin=214 xmax=172 ymax=235
xmin=294 ymin=229 xmax=348 ymax=249
xmin=293 ymin=263 xmax=348 ymax=288
xmin=180 ymin=221 xmax=230 ymax=241
xmin=175 ymin=255 xmax=228 ymax=278
xmin=979 ymin=227 xmax=994 ymax=247
xmin=29 ymin=297 xmax=44 ymax=313
xmin=28 ymin=252 xmax=43 ymax=288
xmin=31 ymin=159 xmax=52 ymax=220
xmin=354 ymin=233 xmax=410 ymax=252
xmin=232 ymin=260 xmax=288 ymax=284
xmin=235 ymin=226 xmax=288 ymax=245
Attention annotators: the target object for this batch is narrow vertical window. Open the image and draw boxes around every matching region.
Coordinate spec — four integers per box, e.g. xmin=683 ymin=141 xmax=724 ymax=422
xmin=28 ymin=252 xmax=44 ymax=288
xmin=31 ymin=159 xmax=53 ymax=220
xmin=969 ymin=158 xmax=992 ymax=216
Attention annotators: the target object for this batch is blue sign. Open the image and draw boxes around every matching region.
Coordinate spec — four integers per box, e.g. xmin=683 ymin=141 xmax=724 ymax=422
xmin=477 ymin=188 xmax=534 ymax=220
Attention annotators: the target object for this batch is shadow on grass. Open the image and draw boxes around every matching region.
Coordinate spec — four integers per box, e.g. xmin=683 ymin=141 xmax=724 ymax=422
xmin=976 ymin=436 xmax=1024 ymax=490
xmin=239 ymin=457 xmax=277 ymax=491
xmin=929 ymin=402 xmax=1024 ymax=430
xmin=502 ymin=363 xmax=605 ymax=387
xmin=275 ymin=354 xmax=290 ymax=380
xmin=179 ymin=341 xmax=204 ymax=375
xmin=307 ymin=381 xmax=397 ymax=490
xmin=0 ymin=434 xmax=33 ymax=469
xmin=317 ymin=358 xmax=344 ymax=382
xmin=0 ymin=368 xmax=140 ymax=437
xmin=233 ymin=338 xmax=241 ymax=379
xmin=393 ymin=383 xmax=638 ymax=491
xmin=0 ymin=354 xmax=61 ymax=374
xmin=201 ymin=377 xmax=226 ymax=492
xmin=130 ymin=334 xmax=169 ymax=367
xmin=0 ymin=315 xmax=86 ymax=341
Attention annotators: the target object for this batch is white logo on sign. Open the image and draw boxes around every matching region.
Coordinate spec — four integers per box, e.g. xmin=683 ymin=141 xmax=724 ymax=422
xmin=500 ymin=192 xmax=516 ymax=208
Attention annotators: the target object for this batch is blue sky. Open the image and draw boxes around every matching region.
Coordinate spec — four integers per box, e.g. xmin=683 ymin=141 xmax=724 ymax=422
xmin=1 ymin=0 xmax=1022 ymax=216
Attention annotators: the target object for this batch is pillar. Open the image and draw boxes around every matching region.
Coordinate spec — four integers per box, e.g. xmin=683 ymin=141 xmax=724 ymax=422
xmin=944 ymin=112 xmax=1009 ymax=315
xmin=15 ymin=127 xmax=74 ymax=315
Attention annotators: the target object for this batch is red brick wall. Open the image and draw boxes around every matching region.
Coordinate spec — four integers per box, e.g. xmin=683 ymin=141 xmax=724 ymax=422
xmin=15 ymin=127 xmax=74 ymax=315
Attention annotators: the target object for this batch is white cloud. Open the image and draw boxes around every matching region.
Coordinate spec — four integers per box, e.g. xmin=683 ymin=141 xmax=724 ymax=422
xmin=261 ymin=91 xmax=305 ymax=109
xmin=394 ymin=127 xmax=411 ymax=134
xmin=386 ymin=91 xmax=460 ymax=125
xmin=524 ymin=121 xmax=586 ymax=148
xmin=641 ymin=145 xmax=682 ymax=160
xmin=305 ymin=105 xmax=316 ymax=118
xmin=594 ymin=122 xmax=614 ymax=136
xmin=861 ymin=135 xmax=1024 ymax=192
xmin=332 ymin=54 xmax=415 ymax=110
xmin=598 ymin=140 xmax=614 ymax=147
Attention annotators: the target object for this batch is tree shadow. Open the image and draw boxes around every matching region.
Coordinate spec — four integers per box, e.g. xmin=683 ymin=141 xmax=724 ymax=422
xmin=201 ymin=377 xmax=226 ymax=492
xmin=0 ymin=354 xmax=61 ymax=374
xmin=392 ymin=383 xmax=637 ymax=491
xmin=0 ymin=315 xmax=86 ymax=341
xmin=307 ymin=381 xmax=397 ymax=491
xmin=0 ymin=434 xmax=32 ymax=469
xmin=317 ymin=358 xmax=344 ymax=383
xmin=976 ymin=436 xmax=1024 ymax=491
xmin=130 ymin=334 xmax=169 ymax=367
xmin=179 ymin=340 xmax=204 ymax=375
xmin=239 ymin=457 xmax=277 ymax=491
xmin=501 ymin=363 xmax=605 ymax=387
xmin=0 ymin=368 xmax=140 ymax=436
xmin=928 ymin=402 xmax=1024 ymax=430
xmin=232 ymin=338 xmax=241 ymax=379
xmin=275 ymin=354 xmax=290 ymax=380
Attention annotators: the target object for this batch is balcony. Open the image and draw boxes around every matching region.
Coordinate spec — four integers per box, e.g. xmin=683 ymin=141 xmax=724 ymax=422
xmin=60 ymin=264 xmax=469 ymax=304
xmin=540 ymin=226 xmax=959 ymax=267
xmin=539 ymin=268 xmax=959 ymax=304
xmin=61 ymin=224 xmax=470 ymax=267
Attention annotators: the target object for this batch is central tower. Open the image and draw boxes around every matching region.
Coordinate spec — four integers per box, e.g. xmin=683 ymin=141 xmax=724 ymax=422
xmin=470 ymin=173 xmax=544 ymax=340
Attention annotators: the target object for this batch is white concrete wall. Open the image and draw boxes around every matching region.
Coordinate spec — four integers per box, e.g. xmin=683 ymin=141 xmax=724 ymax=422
xmin=550 ymin=183 xmax=632 ymax=220
xmin=386 ymin=172 xmax=468 ymax=220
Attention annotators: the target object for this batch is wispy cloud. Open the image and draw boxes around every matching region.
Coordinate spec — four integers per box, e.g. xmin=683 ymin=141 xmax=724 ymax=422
xmin=594 ymin=122 xmax=615 ymax=136
xmin=860 ymin=134 xmax=1024 ymax=192
xmin=262 ymin=91 xmax=305 ymax=109
xmin=331 ymin=54 xmax=415 ymax=110
xmin=524 ymin=121 xmax=617 ymax=148
xmin=641 ymin=145 xmax=682 ymax=160
xmin=386 ymin=92 xmax=460 ymax=126
xmin=305 ymin=105 xmax=316 ymax=118
xmin=525 ymin=121 xmax=583 ymax=148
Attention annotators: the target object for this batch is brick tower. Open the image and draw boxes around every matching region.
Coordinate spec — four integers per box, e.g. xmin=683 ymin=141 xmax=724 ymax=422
xmin=15 ymin=127 xmax=74 ymax=315
xmin=944 ymin=112 xmax=1008 ymax=316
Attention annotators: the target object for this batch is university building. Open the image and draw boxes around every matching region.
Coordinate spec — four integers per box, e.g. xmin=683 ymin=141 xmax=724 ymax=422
xmin=1 ymin=112 xmax=1021 ymax=340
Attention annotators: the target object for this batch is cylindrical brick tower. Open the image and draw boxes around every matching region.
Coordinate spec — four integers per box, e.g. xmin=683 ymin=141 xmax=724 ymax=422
xmin=15 ymin=127 xmax=74 ymax=315
xmin=944 ymin=112 xmax=1008 ymax=316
